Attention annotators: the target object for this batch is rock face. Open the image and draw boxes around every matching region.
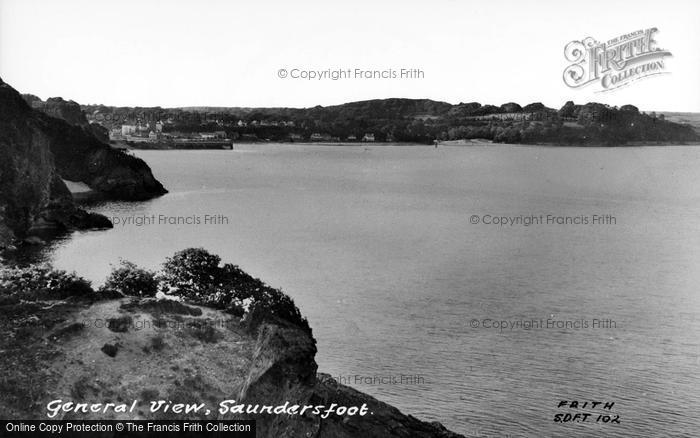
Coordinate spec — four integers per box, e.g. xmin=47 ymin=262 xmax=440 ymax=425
xmin=13 ymin=83 xmax=167 ymax=200
xmin=0 ymin=79 xmax=112 ymax=247
xmin=35 ymin=97 xmax=90 ymax=128
xmin=239 ymin=321 xmax=463 ymax=438
xmin=0 ymin=294 xmax=464 ymax=437
xmin=24 ymin=95 xmax=110 ymax=143
xmin=45 ymin=125 xmax=167 ymax=200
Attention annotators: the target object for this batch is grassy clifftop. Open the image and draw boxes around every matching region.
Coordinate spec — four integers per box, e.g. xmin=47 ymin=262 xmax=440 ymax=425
xmin=0 ymin=251 xmax=463 ymax=437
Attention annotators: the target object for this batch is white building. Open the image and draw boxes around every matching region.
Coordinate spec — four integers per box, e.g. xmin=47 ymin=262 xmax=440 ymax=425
xmin=121 ymin=125 xmax=137 ymax=136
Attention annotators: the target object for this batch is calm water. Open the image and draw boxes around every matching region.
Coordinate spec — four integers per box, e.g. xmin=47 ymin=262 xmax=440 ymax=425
xmin=40 ymin=144 xmax=700 ymax=436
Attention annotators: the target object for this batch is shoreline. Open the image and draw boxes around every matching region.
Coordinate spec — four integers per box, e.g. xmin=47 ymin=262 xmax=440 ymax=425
xmin=118 ymin=139 xmax=700 ymax=150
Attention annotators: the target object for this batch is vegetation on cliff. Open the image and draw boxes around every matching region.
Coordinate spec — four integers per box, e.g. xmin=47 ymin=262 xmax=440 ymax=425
xmin=0 ymin=263 xmax=93 ymax=302
xmin=157 ymin=248 xmax=309 ymax=331
xmin=1 ymin=247 xmax=309 ymax=332
xmin=100 ymin=260 xmax=159 ymax=298
xmin=0 ymin=249 xmax=461 ymax=437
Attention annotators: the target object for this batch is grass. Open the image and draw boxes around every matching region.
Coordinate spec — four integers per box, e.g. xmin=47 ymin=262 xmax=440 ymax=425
xmin=188 ymin=322 xmax=222 ymax=344
xmin=139 ymin=388 xmax=160 ymax=401
xmin=106 ymin=315 xmax=132 ymax=333
xmin=150 ymin=335 xmax=166 ymax=352
xmin=121 ymin=299 xmax=203 ymax=316
xmin=51 ymin=322 xmax=85 ymax=340
xmin=0 ymin=300 xmax=84 ymax=416
xmin=70 ymin=379 xmax=99 ymax=401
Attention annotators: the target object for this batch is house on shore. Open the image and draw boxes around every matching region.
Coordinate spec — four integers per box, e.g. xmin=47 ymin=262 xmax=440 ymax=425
xmin=310 ymin=133 xmax=332 ymax=141
xmin=121 ymin=124 xmax=137 ymax=136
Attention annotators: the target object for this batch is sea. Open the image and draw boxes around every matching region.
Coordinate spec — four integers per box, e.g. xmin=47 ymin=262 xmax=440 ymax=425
xmin=32 ymin=144 xmax=700 ymax=437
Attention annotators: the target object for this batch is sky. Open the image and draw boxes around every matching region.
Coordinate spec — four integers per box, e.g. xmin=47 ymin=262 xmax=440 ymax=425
xmin=1 ymin=0 xmax=699 ymax=111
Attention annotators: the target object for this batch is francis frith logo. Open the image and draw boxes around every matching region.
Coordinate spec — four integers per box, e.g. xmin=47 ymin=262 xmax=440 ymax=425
xmin=563 ymin=27 xmax=672 ymax=91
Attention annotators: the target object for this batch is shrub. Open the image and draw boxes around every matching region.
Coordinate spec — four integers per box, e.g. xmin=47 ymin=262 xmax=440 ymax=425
xmin=159 ymin=248 xmax=221 ymax=299
xmin=242 ymin=288 xmax=309 ymax=332
xmin=101 ymin=260 xmax=158 ymax=297
xmin=160 ymin=248 xmax=309 ymax=331
xmin=160 ymin=249 xmax=247 ymax=312
xmin=0 ymin=264 xmax=93 ymax=300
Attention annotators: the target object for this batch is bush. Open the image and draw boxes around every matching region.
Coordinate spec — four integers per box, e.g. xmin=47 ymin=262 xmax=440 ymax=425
xmin=242 ymin=288 xmax=309 ymax=333
xmin=101 ymin=260 xmax=158 ymax=297
xmin=159 ymin=248 xmax=221 ymax=299
xmin=0 ymin=264 xmax=93 ymax=300
xmin=159 ymin=249 xmax=245 ymax=312
xmin=160 ymin=248 xmax=309 ymax=331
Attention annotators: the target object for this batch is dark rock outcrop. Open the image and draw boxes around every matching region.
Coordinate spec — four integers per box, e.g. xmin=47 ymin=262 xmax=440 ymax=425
xmin=310 ymin=374 xmax=462 ymax=438
xmin=0 ymin=79 xmax=113 ymax=247
xmin=23 ymin=95 xmax=110 ymax=142
xmin=238 ymin=321 xmax=464 ymax=437
xmin=44 ymin=124 xmax=167 ymax=199
xmin=37 ymin=97 xmax=90 ymax=128
xmin=15 ymin=85 xmax=167 ymax=200
xmin=21 ymin=93 xmax=43 ymax=108
xmin=88 ymin=122 xmax=110 ymax=143
xmin=0 ymin=291 xmax=464 ymax=437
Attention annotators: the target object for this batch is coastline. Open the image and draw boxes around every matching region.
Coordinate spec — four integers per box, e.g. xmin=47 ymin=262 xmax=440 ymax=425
xmin=116 ymin=138 xmax=700 ymax=150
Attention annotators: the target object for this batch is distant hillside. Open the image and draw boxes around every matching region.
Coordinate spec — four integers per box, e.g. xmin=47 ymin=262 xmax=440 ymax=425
xmin=659 ymin=112 xmax=700 ymax=134
xmin=179 ymin=98 xmax=452 ymax=117
xmin=81 ymin=98 xmax=699 ymax=146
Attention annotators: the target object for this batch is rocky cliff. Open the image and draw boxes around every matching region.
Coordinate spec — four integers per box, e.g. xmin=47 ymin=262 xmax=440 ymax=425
xmin=0 ymin=80 xmax=112 ymax=247
xmin=0 ymin=294 xmax=463 ymax=437
xmin=0 ymin=77 xmax=171 ymax=247
xmin=239 ymin=320 xmax=463 ymax=437
xmin=15 ymin=89 xmax=167 ymax=200
xmin=28 ymin=97 xmax=89 ymax=128
xmin=25 ymin=96 xmax=110 ymax=144
xmin=0 ymin=249 xmax=462 ymax=436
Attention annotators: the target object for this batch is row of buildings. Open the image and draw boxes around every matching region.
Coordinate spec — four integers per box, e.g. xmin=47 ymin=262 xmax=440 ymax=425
xmin=109 ymin=121 xmax=381 ymax=143
xmin=238 ymin=120 xmax=295 ymax=127
xmin=308 ymin=133 xmax=378 ymax=142
xmin=110 ymin=122 xmax=229 ymax=144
